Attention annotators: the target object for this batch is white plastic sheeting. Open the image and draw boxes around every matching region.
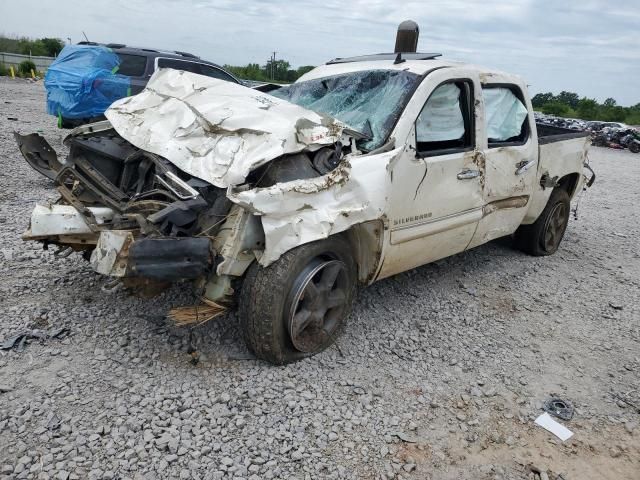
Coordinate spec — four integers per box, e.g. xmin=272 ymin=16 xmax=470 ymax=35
xmin=483 ymin=87 xmax=528 ymax=141
xmin=416 ymin=83 xmax=465 ymax=142
xmin=105 ymin=69 xmax=351 ymax=188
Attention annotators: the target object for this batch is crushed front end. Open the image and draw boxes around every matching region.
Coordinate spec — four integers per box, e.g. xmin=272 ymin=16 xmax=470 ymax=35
xmin=16 ymin=69 xmax=375 ymax=315
xmin=19 ymin=121 xmax=265 ymax=307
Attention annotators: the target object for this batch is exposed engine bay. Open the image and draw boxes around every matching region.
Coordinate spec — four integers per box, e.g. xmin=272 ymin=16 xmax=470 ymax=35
xmin=19 ymin=121 xmax=349 ymax=291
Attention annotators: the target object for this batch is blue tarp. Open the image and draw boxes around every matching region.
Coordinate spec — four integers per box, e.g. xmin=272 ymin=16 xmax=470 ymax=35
xmin=45 ymin=45 xmax=131 ymax=119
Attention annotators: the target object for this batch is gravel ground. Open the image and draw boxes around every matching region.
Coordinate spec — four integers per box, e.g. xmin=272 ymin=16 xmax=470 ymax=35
xmin=0 ymin=77 xmax=638 ymax=480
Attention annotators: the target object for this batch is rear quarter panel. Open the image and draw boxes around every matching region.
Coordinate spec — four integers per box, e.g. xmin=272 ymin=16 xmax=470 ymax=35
xmin=522 ymin=136 xmax=589 ymax=224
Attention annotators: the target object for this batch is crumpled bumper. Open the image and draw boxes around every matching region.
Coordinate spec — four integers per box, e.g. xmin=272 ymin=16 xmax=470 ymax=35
xmin=23 ymin=204 xmax=114 ymax=241
xmin=24 ymin=204 xmax=212 ymax=281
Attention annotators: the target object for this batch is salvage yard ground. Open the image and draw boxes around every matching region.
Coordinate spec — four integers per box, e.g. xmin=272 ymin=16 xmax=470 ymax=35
xmin=0 ymin=77 xmax=639 ymax=480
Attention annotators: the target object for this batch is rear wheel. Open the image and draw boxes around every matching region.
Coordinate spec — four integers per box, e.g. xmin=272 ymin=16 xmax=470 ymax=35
xmin=239 ymin=236 xmax=357 ymax=364
xmin=514 ymin=188 xmax=570 ymax=256
xmin=629 ymin=141 xmax=640 ymax=154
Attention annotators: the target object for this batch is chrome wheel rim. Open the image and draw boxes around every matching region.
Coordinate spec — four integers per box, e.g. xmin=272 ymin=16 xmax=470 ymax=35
xmin=287 ymin=258 xmax=349 ymax=353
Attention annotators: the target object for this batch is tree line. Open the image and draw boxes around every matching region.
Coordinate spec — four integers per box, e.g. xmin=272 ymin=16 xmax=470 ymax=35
xmin=532 ymin=91 xmax=640 ymax=125
xmin=0 ymin=34 xmax=65 ymax=57
xmin=223 ymin=60 xmax=315 ymax=83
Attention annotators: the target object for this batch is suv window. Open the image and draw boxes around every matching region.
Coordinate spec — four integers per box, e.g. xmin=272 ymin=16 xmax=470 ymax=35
xmin=199 ymin=64 xmax=236 ymax=82
xmin=157 ymin=58 xmax=201 ymax=75
xmin=415 ymin=80 xmax=474 ymax=155
xmin=483 ymin=86 xmax=529 ymax=146
xmin=116 ymin=54 xmax=147 ymax=77
xmin=156 ymin=58 xmax=236 ymax=83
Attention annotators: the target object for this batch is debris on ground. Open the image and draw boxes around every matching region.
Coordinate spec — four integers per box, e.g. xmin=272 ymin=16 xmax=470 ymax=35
xmin=535 ymin=413 xmax=574 ymax=441
xmin=0 ymin=327 xmax=70 ymax=352
xmin=168 ymin=298 xmax=227 ymax=326
xmin=543 ymin=397 xmax=575 ymax=421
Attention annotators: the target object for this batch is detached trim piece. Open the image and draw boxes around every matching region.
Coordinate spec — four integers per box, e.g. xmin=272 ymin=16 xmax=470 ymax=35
xmin=129 ymin=237 xmax=212 ymax=281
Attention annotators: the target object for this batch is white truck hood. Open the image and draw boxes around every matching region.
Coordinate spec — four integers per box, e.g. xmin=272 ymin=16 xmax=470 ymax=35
xmin=105 ymin=69 xmax=352 ymax=188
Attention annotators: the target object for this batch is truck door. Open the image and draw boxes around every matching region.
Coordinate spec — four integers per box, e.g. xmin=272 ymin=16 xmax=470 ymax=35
xmin=379 ymin=69 xmax=484 ymax=279
xmin=467 ymin=83 xmax=538 ymax=248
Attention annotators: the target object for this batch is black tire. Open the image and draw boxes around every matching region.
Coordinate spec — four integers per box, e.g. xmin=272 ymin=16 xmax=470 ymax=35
xmin=239 ymin=236 xmax=357 ymax=365
xmin=629 ymin=141 xmax=640 ymax=154
xmin=514 ymin=188 xmax=570 ymax=256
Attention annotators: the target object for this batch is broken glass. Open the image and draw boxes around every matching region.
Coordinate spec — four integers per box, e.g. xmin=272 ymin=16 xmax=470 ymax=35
xmin=271 ymin=69 xmax=420 ymax=150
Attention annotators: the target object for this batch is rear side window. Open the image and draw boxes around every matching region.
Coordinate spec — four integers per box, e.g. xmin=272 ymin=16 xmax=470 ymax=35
xmin=199 ymin=64 xmax=236 ymax=83
xmin=415 ymin=80 xmax=475 ymax=156
xmin=157 ymin=58 xmax=201 ymax=75
xmin=116 ymin=54 xmax=147 ymax=76
xmin=483 ymin=86 xmax=529 ymax=146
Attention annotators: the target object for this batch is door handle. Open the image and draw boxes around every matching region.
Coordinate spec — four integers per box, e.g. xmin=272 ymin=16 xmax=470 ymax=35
xmin=515 ymin=159 xmax=536 ymax=175
xmin=457 ymin=169 xmax=481 ymax=180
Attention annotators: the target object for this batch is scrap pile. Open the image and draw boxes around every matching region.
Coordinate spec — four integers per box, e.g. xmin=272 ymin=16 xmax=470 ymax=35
xmin=535 ymin=112 xmax=640 ymax=153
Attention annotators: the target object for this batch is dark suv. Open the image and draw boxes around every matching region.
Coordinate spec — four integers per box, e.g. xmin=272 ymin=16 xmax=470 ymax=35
xmin=77 ymin=42 xmax=240 ymax=95
xmin=50 ymin=42 xmax=240 ymax=128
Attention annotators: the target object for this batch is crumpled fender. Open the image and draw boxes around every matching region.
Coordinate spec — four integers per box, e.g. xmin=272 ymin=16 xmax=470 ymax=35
xmin=229 ymin=147 xmax=403 ymax=266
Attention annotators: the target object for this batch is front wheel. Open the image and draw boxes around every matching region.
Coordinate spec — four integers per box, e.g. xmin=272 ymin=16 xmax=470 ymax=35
xmin=239 ymin=236 xmax=357 ymax=364
xmin=514 ymin=188 xmax=570 ymax=256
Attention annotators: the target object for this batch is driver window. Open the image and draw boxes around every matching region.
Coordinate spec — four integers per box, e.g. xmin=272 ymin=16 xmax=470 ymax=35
xmin=415 ymin=80 xmax=474 ymax=156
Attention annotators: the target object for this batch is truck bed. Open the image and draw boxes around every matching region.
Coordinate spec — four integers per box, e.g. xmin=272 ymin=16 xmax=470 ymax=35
xmin=536 ymin=122 xmax=590 ymax=145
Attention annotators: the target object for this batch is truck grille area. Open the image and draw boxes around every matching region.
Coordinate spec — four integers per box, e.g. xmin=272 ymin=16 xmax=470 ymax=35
xmin=56 ymin=129 xmax=230 ymax=237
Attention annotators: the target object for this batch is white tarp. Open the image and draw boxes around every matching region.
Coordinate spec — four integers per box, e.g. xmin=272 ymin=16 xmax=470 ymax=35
xmin=416 ymin=83 xmax=465 ymax=142
xmin=483 ymin=87 xmax=528 ymax=141
xmin=105 ymin=69 xmax=350 ymax=188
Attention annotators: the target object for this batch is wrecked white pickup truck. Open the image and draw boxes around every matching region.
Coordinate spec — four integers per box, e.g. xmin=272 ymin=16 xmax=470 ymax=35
xmin=15 ymin=48 xmax=595 ymax=364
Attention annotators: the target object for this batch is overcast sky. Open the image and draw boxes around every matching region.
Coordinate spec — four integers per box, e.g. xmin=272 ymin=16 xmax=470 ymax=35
xmin=2 ymin=0 xmax=639 ymax=105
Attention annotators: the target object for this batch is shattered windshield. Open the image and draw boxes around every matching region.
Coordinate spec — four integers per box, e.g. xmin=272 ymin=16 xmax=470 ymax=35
xmin=271 ymin=69 xmax=420 ymax=151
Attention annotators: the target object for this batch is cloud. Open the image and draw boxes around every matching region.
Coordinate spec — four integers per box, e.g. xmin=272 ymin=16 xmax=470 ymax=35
xmin=1 ymin=0 xmax=638 ymax=105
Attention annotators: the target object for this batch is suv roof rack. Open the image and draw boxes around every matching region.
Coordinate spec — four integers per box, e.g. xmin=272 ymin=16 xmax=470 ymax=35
xmin=327 ymin=52 xmax=442 ymax=64
xmin=174 ymin=51 xmax=198 ymax=59
xmin=75 ymin=42 xmax=199 ymax=59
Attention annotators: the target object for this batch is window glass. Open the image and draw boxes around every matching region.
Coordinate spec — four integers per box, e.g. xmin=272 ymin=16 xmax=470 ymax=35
xmin=157 ymin=58 xmax=200 ymax=75
xmin=199 ymin=64 xmax=236 ymax=83
xmin=483 ymin=87 xmax=528 ymax=143
xmin=271 ymin=70 xmax=420 ymax=151
xmin=116 ymin=54 xmax=147 ymax=77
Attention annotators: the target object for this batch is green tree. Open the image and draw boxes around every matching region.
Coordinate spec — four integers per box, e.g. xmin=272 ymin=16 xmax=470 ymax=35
xmin=531 ymin=92 xmax=555 ymax=108
xmin=575 ymin=98 xmax=599 ymax=120
xmin=556 ymin=91 xmax=580 ymax=109
xmin=541 ymin=102 xmax=570 ymax=116
xmin=40 ymin=38 xmax=65 ymax=56
xmin=296 ymin=65 xmax=315 ymax=77
xmin=224 ymin=59 xmax=315 ymax=83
